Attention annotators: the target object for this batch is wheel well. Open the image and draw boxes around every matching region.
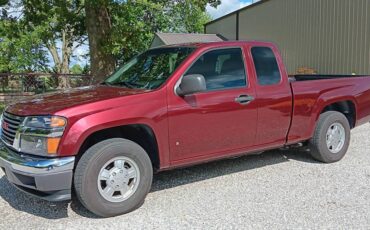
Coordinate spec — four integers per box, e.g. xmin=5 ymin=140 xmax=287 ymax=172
xmin=77 ymin=124 xmax=160 ymax=170
xmin=321 ymin=100 xmax=356 ymax=128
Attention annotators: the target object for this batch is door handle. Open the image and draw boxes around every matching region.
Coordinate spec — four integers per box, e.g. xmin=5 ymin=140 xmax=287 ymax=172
xmin=235 ymin=95 xmax=255 ymax=105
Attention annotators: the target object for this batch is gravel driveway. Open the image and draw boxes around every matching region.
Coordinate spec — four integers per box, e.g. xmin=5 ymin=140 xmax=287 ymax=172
xmin=1 ymin=124 xmax=369 ymax=229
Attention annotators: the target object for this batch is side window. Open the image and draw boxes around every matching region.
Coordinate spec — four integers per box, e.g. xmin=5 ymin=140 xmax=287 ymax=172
xmin=251 ymin=47 xmax=281 ymax=86
xmin=186 ymin=48 xmax=247 ymax=91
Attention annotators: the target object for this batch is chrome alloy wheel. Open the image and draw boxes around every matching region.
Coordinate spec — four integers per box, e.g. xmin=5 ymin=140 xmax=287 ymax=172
xmin=326 ymin=122 xmax=346 ymax=154
xmin=97 ymin=157 xmax=140 ymax=203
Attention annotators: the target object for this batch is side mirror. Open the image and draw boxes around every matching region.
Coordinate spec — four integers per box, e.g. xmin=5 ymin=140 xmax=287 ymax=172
xmin=176 ymin=74 xmax=207 ymax=96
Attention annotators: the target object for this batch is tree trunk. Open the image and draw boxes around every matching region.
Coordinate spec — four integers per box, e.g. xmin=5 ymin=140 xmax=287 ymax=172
xmin=47 ymin=34 xmax=72 ymax=89
xmin=60 ymin=29 xmax=72 ymax=88
xmin=85 ymin=0 xmax=116 ymax=83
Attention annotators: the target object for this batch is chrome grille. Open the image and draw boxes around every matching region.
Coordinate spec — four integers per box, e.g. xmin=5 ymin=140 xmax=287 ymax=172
xmin=1 ymin=111 xmax=23 ymax=145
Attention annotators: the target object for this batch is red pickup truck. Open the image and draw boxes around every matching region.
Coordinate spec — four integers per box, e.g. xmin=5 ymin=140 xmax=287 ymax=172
xmin=1 ymin=41 xmax=370 ymax=217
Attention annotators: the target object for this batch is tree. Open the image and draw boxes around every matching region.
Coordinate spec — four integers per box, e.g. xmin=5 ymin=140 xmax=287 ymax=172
xmin=1 ymin=0 xmax=87 ymax=88
xmin=167 ymin=0 xmax=214 ymax=33
xmin=70 ymin=63 xmax=83 ymax=74
xmin=22 ymin=0 xmax=86 ymax=87
xmin=1 ymin=0 xmax=219 ymax=84
xmin=0 ymin=2 xmax=48 ymax=73
xmin=85 ymin=0 xmax=116 ymax=83
xmin=85 ymin=0 xmax=220 ymax=83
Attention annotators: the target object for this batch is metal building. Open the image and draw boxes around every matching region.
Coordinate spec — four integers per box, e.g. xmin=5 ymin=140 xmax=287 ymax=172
xmin=205 ymin=0 xmax=370 ymax=75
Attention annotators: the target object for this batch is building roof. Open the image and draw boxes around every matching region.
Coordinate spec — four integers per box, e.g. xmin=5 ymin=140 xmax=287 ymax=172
xmin=154 ymin=33 xmax=225 ymax=45
xmin=159 ymin=40 xmax=276 ymax=49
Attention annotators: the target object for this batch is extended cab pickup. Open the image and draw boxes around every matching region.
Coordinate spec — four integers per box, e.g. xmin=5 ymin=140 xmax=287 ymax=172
xmin=1 ymin=41 xmax=370 ymax=217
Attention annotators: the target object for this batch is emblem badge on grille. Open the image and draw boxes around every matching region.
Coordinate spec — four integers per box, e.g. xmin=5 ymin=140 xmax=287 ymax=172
xmin=2 ymin=122 xmax=9 ymax=130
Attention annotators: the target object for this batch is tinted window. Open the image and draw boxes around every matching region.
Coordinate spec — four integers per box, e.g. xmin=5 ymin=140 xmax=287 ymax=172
xmin=251 ymin=47 xmax=281 ymax=86
xmin=105 ymin=47 xmax=195 ymax=90
xmin=186 ymin=48 xmax=247 ymax=91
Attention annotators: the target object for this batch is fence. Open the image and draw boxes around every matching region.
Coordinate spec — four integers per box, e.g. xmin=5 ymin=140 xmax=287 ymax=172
xmin=0 ymin=73 xmax=92 ymax=103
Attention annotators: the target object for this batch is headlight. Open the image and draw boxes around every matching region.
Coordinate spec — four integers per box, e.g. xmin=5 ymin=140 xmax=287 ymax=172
xmin=19 ymin=116 xmax=67 ymax=156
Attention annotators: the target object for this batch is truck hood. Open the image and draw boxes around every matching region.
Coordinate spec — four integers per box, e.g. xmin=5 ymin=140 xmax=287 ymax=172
xmin=6 ymin=85 xmax=149 ymax=116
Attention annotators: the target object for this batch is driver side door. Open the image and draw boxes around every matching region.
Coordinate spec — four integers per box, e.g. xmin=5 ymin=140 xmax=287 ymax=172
xmin=167 ymin=47 xmax=258 ymax=163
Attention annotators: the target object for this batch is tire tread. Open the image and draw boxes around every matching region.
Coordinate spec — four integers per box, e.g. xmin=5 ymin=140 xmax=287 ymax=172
xmin=309 ymin=111 xmax=351 ymax=163
xmin=74 ymin=138 xmax=153 ymax=217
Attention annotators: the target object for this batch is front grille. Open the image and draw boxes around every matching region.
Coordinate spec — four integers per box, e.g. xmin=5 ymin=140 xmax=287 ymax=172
xmin=1 ymin=111 xmax=23 ymax=145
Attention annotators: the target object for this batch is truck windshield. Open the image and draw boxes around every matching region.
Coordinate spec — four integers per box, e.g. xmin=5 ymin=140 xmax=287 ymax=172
xmin=104 ymin=47 xmax=195 ymax=90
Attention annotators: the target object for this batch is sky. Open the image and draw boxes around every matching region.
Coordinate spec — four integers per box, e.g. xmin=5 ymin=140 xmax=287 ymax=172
xmin=206 ymin=0 xmax=255 ymax=19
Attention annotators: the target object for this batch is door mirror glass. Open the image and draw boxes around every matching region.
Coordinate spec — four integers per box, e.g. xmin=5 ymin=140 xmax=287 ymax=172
xmin=176 ymin=74 xmax=207 ymax=96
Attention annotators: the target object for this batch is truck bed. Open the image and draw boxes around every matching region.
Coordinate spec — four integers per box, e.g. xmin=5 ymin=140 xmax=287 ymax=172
xmin=287 ymin=74 xmax=370 ymax=145
xmin=292 ymin=74 xmax=370 ymax=81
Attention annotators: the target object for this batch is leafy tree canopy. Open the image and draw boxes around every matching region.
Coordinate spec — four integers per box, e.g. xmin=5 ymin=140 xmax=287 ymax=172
xmin=0 ymin=0 xmax=219 ymax=77
xmin=0 ymin=1 xmax=47 ymax=73
xmin=86 ymin=0 xmax=219 ymax=81
xmin=108 ymin=0 xmax=217 ymax=62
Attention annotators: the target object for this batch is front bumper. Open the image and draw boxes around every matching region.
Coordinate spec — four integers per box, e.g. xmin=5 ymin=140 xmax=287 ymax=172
xmin=0 ymin=142 xmax=75 ymax=202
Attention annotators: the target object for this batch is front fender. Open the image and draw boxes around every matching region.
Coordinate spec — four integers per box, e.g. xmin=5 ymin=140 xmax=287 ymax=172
xmin=59 ymin=109 xmax=155 ymax=155
xmin=56 ymin=91 xmax=169 ymax=168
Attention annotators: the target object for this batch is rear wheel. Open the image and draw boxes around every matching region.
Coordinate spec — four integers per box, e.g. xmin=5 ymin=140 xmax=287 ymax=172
xmin=74 ymin=138 xmax=153 ymax=217
xmin=309 ymin=111 xmax=351 ymax=163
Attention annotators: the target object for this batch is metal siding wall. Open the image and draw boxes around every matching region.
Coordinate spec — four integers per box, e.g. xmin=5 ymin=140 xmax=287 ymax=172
xmin=206 ymin=0 xmax=370 ymax=74
xmin=205 ymin=14 xmax=237 ymax=40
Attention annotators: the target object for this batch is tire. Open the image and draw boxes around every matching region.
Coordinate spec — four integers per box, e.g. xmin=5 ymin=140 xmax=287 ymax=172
xmin=74 ymin=138 xmax=153 ymax=217
xmin=309 ymin=111 xmax=351 ymax=163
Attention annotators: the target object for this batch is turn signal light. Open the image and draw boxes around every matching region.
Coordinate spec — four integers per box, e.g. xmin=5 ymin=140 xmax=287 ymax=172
xmin=47 ymin=138 xmax=61 ymax=154
xmin=50 ymin=117 xmax=67 ymax=128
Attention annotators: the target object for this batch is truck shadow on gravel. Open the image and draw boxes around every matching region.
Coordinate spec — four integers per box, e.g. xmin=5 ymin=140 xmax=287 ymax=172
xmin=150 ymin=149 xmax=318 ymax=192
xmin=0 ymin=149 xmax=319 ymax=219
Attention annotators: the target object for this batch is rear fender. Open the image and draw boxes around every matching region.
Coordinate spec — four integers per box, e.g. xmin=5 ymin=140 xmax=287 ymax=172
xmin=308 ymin=95 xmax=357 ymax=138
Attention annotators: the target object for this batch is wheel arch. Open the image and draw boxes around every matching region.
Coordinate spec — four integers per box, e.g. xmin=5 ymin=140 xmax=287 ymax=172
xmin=76 ymin=124 xmax=161 ymax=171
xmin=318 ymin=99 xmax=357 ymax=129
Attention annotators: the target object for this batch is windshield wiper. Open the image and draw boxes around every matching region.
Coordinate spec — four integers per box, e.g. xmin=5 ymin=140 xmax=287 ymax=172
xmin=101 ymin=82 xmax=113 ymax=86
xmin=103 ymin=81 xmax=134 ymax=89
xmin=119 ymin=81 xmax=146 ymax=88
xmin=118 ymin=81 xmax=134 ymax=88
xmin=104 ymin=81 xmax=145 ymax=89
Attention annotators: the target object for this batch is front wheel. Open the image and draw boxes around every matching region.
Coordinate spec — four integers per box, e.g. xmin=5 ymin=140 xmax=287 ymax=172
xmin=74 ymin=138 xmax=153 ymax=217
xmin=309 ymin=111 xmax=351 ymax=163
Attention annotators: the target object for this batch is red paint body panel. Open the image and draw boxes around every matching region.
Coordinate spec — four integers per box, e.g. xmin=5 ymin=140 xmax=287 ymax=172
xmin=166 ymin=43 xmax=258 ymax=163
xmin=56 ymin=88 xmax=171 ymax=168
xmin=7 ymin=85 xmax=149 ymax=116
xmin=5 ymin=41 xmax=370 ymax=171
xmin=288 ymin=77 xmax=370 ymax=144
xmin=247 ymin=43 xmax=293 ymax=149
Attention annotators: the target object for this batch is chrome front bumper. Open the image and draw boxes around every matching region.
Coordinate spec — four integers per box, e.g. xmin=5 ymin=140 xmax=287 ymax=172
xmin=0 ymin=142 xmax=75 ymax=201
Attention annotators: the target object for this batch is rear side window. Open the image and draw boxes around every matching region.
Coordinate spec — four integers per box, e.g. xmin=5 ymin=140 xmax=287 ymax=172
xmin=251 ymin=47 xmax=281 ymax=86
xmin=185 ymin=48 xmax=247 ymax=91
